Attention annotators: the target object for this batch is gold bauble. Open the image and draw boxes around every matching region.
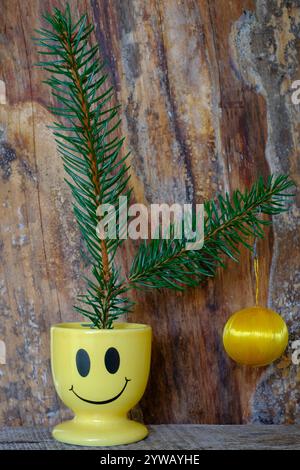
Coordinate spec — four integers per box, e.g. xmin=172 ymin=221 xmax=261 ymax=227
xmin=223 ymin=306 xmax=288 ymax=367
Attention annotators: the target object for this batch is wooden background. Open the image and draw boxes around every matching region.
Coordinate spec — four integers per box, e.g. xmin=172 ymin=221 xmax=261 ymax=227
xmin=0 ymin=0 xmax=299 ymax=426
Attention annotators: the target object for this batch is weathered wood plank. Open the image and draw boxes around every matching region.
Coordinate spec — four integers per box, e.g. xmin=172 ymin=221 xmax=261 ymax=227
xmin=0 ymin=0 xmax=299 ymax=426
xmin=0 ymin=425 xmax=299 ymax=450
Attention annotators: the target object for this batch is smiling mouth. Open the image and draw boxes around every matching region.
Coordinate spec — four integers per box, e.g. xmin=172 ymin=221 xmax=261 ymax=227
xmin=69 ymin=377 xmax=131 ymax=405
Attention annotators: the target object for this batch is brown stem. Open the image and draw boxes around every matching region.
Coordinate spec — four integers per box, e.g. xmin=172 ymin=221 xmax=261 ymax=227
xmin=62 ymin=33 xmax=110 ymax=283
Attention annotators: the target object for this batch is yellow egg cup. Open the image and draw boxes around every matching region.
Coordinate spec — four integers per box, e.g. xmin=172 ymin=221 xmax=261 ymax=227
xmin=51 ymin=322 xmax=152 ymax=446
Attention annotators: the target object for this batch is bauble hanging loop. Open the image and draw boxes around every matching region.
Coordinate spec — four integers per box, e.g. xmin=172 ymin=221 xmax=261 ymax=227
xmin=223 ymin=306 xmax=288 ymax=367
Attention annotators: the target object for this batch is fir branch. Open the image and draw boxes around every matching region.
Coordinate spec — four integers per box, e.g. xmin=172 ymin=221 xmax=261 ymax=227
xmin=129 ymin=175 xmax=295 ymax=290
xmin=35 ymin=5 xmax=131 ymax=328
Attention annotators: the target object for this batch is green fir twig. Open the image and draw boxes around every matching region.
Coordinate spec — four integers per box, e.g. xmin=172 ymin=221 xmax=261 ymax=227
xmin=34 ymin=5 xmax=132 ymax=328
xmin=129 ymin=175 xmax=294 ymax=290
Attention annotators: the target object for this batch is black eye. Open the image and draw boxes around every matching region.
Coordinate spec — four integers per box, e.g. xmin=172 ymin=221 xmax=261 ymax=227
xmin=76 ymin=349 xmax=90 ymax=377
xmin=104 ymin=347 xmax=120 ymax=374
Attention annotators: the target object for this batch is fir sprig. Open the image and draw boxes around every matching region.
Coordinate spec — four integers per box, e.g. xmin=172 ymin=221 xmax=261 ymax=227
xmin=35 ymin=5 xmax=132 ymax=327
xmin=129 ymin=175 xmax=294 ymax=290
xmin=35 ymin=5 xmax=295 ymax=328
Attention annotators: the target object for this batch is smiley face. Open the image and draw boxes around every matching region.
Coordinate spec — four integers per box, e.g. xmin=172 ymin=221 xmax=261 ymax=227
xmin=69 ymin=347 xmax=131 ymax=404
xmin=51 ymin=322 xmax=152 ymax=416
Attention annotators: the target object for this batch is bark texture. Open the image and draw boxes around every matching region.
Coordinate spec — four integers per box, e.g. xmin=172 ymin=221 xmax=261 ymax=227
xmin=0 ymin=0 xmax=299 ymax=425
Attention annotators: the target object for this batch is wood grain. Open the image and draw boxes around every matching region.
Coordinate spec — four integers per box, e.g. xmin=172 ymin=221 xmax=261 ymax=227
xmin=1 ymin=425 xmax=300 ymax=450
xmin=0 ymin=0 xmax=299 ymax=425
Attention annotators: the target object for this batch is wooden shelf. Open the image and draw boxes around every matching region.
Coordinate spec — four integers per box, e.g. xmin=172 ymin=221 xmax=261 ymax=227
xmin=0 ymin=425 xmax=299 ymax=450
